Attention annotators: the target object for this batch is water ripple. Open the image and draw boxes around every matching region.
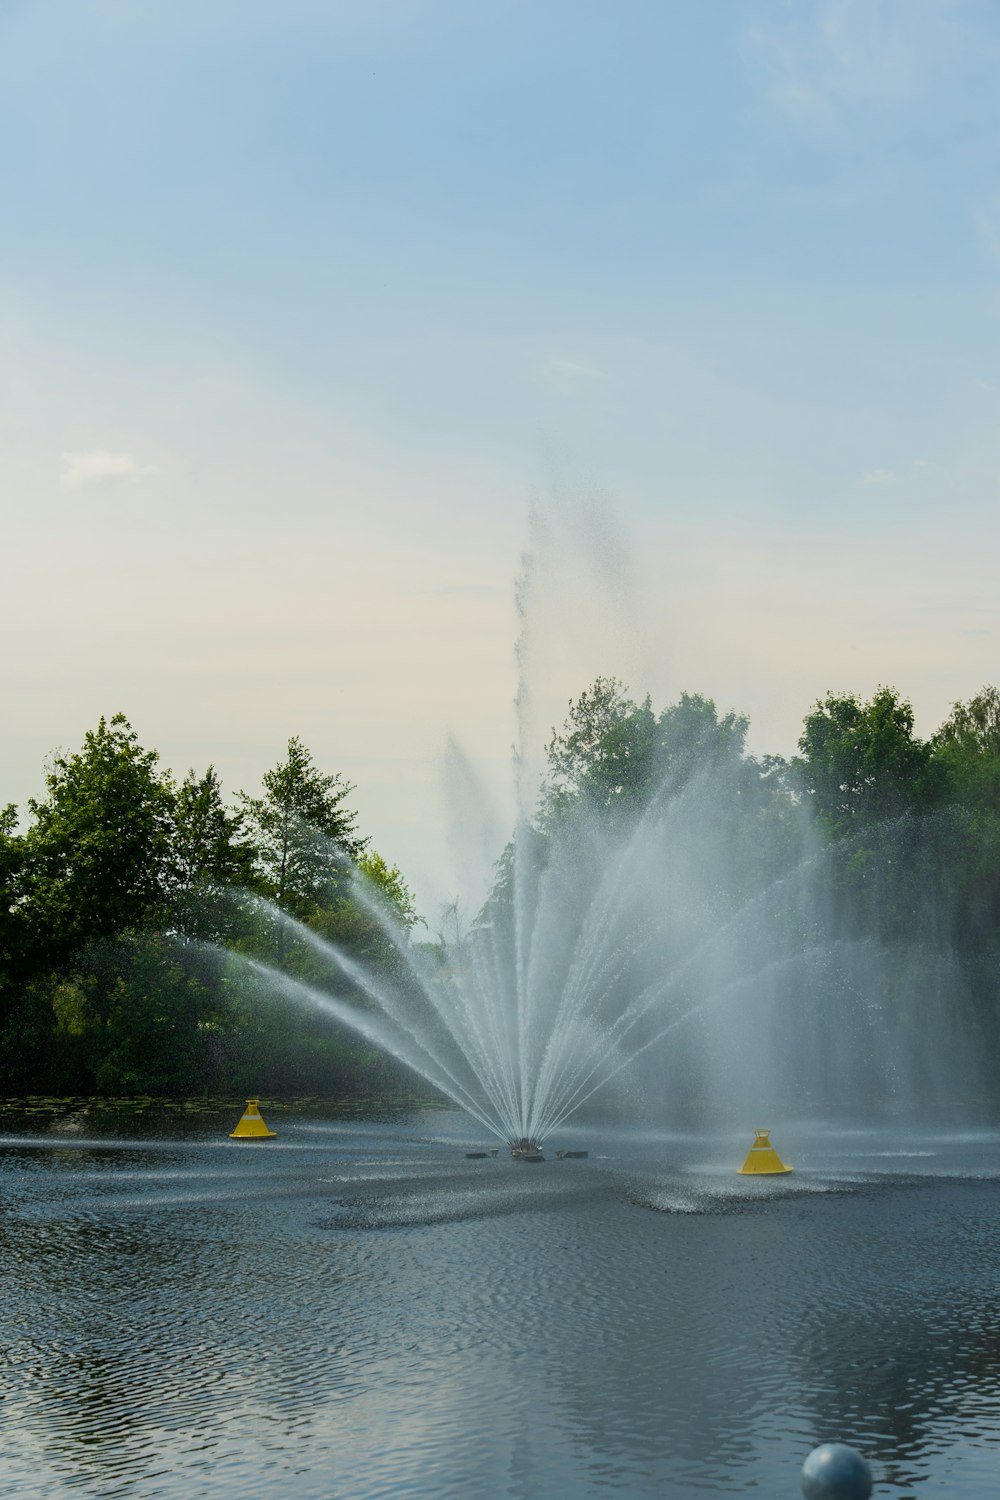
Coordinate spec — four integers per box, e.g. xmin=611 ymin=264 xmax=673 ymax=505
xmin=5 ymin=1116 xmax=1000 ymax=1497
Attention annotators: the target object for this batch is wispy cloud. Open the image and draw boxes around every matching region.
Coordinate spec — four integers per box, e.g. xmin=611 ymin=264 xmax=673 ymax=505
xmin=861 ymin=467 xmax=898 ymax=486
xmin=746 ymin=0 xmax=962 ymax=132
xmin=60 ymin=449 xmax=148 ymax=490
xmin=544 ymin=353 xmax=604 ymax=380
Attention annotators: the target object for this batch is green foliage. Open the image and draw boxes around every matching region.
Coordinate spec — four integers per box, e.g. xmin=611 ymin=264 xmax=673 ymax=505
xmin=473 ymin=822 xmax=550 ymax=937
xmin=22 ymin=714 xmax=175 ymax=962
xmin=240 ymin=736 xmax=367 ymax=920
xmin=543 ymin=678 xmax=749 ymax=825
xmin=216 ymin=960 xmax=400 ymax=1097
xmin=4 ymin=683 xmax=1000 ymax=1108
xmin=488 ymin=683 xmax=779 ymax=958
xmin=936 ymin=685 xmax=1000 ymax=756
xmin=169 ymin=766 xmax=257 ymax=942
xmin=0 ymin=803 xmax=27 ymax=997
xmin=356 ymin=849 xmax=420 ymax=931
xmin=923 ymin=687 xmax=1000 ymax=955
xmin=544 ymin=677 xmax=657 ymax=820
xmin=0 ymin=974 xmax=62 ymax=1091
xmin=274 ymin=852 xmax=421 ymax=999
xmin=52 ymin=935 xmax=221 ymax=1094
xmin=0 ymin=718 xmax=422 ymax=1099
xmin=933 ymin=686 xmax=1000 ymax=815
xmin=659 ymin=692 xmax=749 ymax=784
xmin=796 ymin=687 xmax=942 ymax=833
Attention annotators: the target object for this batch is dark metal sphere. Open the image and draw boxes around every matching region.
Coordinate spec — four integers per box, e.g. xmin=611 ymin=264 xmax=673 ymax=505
xmin=801 ymin=1443 xmax=873 ymax=1500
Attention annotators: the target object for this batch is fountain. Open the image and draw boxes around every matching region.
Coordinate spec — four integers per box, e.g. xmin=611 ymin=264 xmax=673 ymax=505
xmin=218 ymin=736 xmax=990 ymax=1149
xmin=210 ymin=515 xmax=993 ymax=1143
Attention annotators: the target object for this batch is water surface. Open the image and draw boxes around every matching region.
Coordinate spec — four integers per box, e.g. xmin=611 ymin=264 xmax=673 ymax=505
xmin=4 ymin=1104 xmax=1000 ymax=1498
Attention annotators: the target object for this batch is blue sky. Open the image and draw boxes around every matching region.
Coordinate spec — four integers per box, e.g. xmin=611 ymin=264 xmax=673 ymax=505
xmin=3 ymin=1 xmax=1000 ymax=907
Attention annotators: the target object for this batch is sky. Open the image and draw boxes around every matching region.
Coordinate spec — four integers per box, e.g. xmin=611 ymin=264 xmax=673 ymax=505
xmin=3 ymin=0 xmax=1000 ymax=912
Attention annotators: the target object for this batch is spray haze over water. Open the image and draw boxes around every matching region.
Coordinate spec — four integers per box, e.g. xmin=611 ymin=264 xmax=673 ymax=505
xmin=226 ymin=503 xmax=992 ymax=1143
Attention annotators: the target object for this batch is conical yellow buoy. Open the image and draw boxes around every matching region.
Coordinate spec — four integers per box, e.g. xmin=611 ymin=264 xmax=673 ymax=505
xmin=738 ymin=1129 xmax=792 ymax=1175
xmin=228 ymin=1097 xmax=277 ymax=1140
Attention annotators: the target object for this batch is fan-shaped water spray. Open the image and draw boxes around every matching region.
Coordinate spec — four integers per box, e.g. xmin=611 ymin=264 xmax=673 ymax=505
xmin=220 ymin=756 xmax=988 ymax=1146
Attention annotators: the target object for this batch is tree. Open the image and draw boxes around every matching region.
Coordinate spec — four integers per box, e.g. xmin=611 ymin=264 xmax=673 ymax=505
xmin=240 ymin=737 xmax=367 ymax=920
xmin=543 ymin=679 xmax=750 ymax=823
xmin=356 ymin=849 xmax=420 ymax=931
xmin=306 ymin=849 xmax=421 ymax=979
xmin=543 ymin=677 xmax=658 ymax=820
xmin=169 ymin=766 xmax=256 ymax=940
xmin=796 ymin=687 xmax=941 ymax=833
xmin=51 ymin=934 xmax=221 ymax=1094
xmin=933 ymin=686 xmax=1000 ymax=815
xmin=928 ymin=688 xmax=1000 ymax=953
xmin=22 ymin=715 xmax=175 ymax=961
xmin=658 ymin=691 xmax=749 ymax=786
xmin=935 ymin=685 xmax=1000 ymax=756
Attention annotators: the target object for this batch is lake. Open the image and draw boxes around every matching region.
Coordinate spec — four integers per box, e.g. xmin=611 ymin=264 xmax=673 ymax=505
xmin=3 ymin=1101 xmax=1000 ymax=1498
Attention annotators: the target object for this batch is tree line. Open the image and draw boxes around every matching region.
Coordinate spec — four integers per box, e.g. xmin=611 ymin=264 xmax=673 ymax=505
xmin=0 ymin=718 xmax=420 ymax=1097
xmin=479 ymin=679 xmax=1000 ymax=1122
xmin=3 ymin=680 xmax=1000 ymax=1102
xmin=536 ymin=679 xmax=1000 ymax=951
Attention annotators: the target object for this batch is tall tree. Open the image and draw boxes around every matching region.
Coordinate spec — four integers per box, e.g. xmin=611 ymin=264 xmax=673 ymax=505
xmin=935 ymin=685 xmax=1000 ymax=756
xmin=658 ymin=691 xmax=749 ymax=786
xmin=933 ymin=686 xmax=1000 ymax=814
xmin=544 ymin=677 xmax=658 ymax=820
xmin=241 ymin=737 xmax=367 ymax=920
xmin=22 ymin=715 xmax=175 ymax=961
xmin=796 ymin=687 xmax=941 ymax=833
xmin=543 ymin=679 xmax=750 ymax=823
xmin=169 ymin=766 xmax=256 ymax=940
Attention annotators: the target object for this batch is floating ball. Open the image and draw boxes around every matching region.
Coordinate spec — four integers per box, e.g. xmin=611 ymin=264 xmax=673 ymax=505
xmin=801 ymin=1443 xmax=873 ymax=1500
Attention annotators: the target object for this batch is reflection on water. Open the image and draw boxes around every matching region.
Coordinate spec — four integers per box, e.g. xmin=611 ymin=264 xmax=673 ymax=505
xmin=4 ymin=1106 xmax=1000 ymax=1498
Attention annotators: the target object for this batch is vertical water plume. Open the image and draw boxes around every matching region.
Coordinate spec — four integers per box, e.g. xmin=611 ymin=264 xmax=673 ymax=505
xmin=210 ymin=503 xmax=992 ymax=1141
xmin=212 ymin=759 xmax=992 ymax=1146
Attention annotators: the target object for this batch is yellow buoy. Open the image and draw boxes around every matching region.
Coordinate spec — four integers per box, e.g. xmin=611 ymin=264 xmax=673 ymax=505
xmin=738 ymin=1129 xmax=792 ymax=1175
xmin=228 ymin=1097 xmax=277 ymax=1140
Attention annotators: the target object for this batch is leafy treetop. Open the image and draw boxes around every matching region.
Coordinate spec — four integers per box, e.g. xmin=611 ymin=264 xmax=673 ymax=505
xmin=241 ymin=736 xmax=367 ymax=919
xmin=23 ymin=714 xmax=175 ymax=961
xmin=796 ymin=687 xmax=941 ymax=832
xmin=543 ymin=677 xmax=749 ymax=823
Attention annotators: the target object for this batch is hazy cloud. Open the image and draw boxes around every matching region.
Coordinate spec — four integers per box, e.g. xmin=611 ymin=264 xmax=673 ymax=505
xmin=746 ymin=0 xmax=962 ymax=132
xmin=544 ymin=353 xmax=605 ymax=382
xmin=861 ymin=467 xmax=899 ymax=485
xmin=60 ymin=449 xmax=146 ymax=490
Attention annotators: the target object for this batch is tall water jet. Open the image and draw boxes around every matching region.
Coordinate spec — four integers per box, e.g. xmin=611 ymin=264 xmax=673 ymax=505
xmin=215 ymin=730 xmax=989 ymax=1145
xmin=212 ymin=514 xmax=995 ymax=1139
